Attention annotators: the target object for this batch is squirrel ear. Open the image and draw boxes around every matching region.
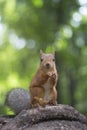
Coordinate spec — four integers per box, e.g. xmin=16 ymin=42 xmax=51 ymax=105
xmin=52 ymin=51 xmax=55 ymax=56
xmin=40 ymin=50 xmax=44 ymax=55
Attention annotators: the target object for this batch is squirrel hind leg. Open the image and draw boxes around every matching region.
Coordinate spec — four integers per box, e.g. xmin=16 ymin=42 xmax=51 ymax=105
xmin=31 ymin=97 xmax=48 ymax=108
xmin=31 ymin=96 xmax=40 ymax=108
xmin=48 ymin=100 xmax=57 ymax=106
xmin=31 ymin=103 xmax=40 ymax=108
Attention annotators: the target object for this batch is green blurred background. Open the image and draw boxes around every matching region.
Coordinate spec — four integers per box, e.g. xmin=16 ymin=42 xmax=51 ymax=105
xmin=0 ymin=0 xmax=87 ymax=115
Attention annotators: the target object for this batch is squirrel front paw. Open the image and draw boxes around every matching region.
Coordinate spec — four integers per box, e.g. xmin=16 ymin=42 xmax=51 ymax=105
xmin=47 ymin=72 xmax=56 ymax=81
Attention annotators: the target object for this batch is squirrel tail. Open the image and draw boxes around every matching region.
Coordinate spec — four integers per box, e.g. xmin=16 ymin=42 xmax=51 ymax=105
xmin=5 ymin=88 xmax=30 ymax=114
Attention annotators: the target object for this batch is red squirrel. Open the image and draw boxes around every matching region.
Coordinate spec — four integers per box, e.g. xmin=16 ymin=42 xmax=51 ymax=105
xmin=30 ymin=50 xmax=58 ymax=107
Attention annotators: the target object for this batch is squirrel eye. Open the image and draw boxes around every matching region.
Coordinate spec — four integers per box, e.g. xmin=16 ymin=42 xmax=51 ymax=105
xmin=53 ymin=59 xmax=55 ymax=62
xmin=41 ymin=58 xmax=43 ymax=62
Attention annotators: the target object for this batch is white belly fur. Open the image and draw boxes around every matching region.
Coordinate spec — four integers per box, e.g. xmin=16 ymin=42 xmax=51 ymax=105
xmin=43 ymin=78 xmax=51 ymax=101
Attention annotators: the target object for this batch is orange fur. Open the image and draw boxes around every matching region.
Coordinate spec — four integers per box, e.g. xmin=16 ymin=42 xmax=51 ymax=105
xmin=30 ymin=50 xmax=58 ymax=107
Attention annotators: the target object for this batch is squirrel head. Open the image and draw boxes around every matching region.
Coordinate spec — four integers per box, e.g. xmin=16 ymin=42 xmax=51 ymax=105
xmin=40 ymin=50 xmax=56 ymax=72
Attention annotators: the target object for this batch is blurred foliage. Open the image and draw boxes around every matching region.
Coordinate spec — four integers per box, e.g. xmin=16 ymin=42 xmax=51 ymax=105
xmin=0 ymin=0 xmax=87 ymax=115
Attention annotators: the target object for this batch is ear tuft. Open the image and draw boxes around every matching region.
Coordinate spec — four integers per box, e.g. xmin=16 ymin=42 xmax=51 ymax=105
xmin=52 ymin=51 xmax=55 ymax=56
xmin=40 ymin=50 xmax=44 ymax=55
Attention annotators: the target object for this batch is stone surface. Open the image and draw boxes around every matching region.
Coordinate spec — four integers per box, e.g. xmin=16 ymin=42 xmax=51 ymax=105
xmin=0 ymin=104 xmax=87 ymax=130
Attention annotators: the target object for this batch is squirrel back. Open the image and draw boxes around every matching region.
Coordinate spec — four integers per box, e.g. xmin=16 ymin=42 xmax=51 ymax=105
xmin=5 ymin=88 xmax=30 ymax=114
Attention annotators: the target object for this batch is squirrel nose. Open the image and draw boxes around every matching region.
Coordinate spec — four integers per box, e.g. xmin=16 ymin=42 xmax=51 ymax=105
xmin=46 ymin=63 xmax=50 ymax=68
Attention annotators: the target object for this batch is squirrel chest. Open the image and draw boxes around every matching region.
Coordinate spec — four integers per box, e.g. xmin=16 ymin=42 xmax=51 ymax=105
xmin=42 ymin=78 xmax=52 ymax=101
